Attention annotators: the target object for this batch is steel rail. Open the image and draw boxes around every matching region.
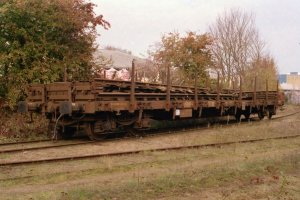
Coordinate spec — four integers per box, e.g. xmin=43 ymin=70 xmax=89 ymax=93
xmin=271 ymin=110 xmax=300 ymax=120
xmin=0 ymin=134 xmax=299 ymax=167
xmin=0 ymin=141 xmax=94 ymax=153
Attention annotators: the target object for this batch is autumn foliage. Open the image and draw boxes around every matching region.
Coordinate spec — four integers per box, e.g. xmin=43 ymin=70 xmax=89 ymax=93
xmin=150 ymin=32 xmax=213 ymax=86
xmin=0 ymin=0 xmax=109 ymax=107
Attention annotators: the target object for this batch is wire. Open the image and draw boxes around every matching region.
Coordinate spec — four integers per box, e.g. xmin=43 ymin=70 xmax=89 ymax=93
xmin=52 ymin=113 xmax=64 ymax=140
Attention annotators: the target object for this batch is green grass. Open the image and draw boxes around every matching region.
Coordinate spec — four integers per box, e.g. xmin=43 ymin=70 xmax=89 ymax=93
xmin=60 ymin=153 xmax=300 ymax=200
xmin=4 ymin=141 xmax=298 ymax=200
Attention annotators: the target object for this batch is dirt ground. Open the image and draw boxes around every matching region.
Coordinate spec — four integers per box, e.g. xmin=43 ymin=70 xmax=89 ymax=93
xmin=0 ymin=105 xmax=299 ymax=199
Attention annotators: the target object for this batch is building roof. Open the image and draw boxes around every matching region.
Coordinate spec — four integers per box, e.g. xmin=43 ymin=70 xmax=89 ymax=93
xmin=94 ymin=49 xmax=146 ymax=69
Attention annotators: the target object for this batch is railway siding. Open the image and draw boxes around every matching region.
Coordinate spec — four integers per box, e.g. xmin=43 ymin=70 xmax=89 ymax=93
xmin=18 ymin=62 xmax=284 ymax=140
xmin=0 ymin=109 xmax=299 ymax=165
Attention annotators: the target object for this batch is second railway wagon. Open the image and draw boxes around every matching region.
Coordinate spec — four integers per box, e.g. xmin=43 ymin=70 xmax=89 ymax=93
xmin=18 ymin=61 xmax=284 ymax=140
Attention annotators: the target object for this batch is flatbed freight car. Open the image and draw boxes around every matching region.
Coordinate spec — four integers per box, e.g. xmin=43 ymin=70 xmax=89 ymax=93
xmin=18 ymin=60 xmax=284 ymax=140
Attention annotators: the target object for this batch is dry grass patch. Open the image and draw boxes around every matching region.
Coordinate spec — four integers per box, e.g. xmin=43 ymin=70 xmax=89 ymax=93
xmin=54 ymin=153 xmax=300 ymax=200
xmin=0 ymin=111 xmax=48 ymax=142
xmin=1 ymin=137 xmax=299 ymax=200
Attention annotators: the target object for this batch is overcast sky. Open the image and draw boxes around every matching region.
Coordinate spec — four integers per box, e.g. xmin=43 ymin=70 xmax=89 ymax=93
xmin=93 ymin=0 xmax=300 ymax=74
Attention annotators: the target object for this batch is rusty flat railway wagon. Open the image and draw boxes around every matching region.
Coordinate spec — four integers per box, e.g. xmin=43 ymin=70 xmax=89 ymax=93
xmin=18 ymin=61 xmax=284 ymax=140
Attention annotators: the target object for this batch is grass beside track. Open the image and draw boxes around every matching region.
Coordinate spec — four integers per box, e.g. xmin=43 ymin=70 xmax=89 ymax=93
xmin=1 ymin=137 xmax=299 ymax=199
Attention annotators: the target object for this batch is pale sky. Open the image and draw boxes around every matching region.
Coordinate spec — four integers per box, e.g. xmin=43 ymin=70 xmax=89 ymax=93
xmin=93 ymin=0 xmax=300 ymax=74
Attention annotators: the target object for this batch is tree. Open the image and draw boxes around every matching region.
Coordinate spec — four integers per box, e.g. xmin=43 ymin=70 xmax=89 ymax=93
xmin=209 ymin=8 xmax=278 ymax=90
xmin=209 ymin=8 xmax=274 ymax=88
xmin=0 ymin=0 xmax=110 ymax=107
xmin=245 ymin=55 xmax=278 ymax=91
xmin=150 ymin=32 xmax=213 ymax=86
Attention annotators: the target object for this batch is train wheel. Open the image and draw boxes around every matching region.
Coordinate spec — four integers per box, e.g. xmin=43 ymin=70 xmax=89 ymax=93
xmin=244 ymin=113 xmax=250 ymax=120
xmin=62 ymin=127 xmax=76 ymax=139
xmin=258 ymin=111 xmax=265 ymax=120
xmin=124 ymin=126 xmax=143 ymax=137
xmin=267 ymin=110 xmax=273 ymax=119
xmin=84 ymin=122 xmax=106 ymax=140
xmin=235 ymin=113 xmax=241 ymax=121
xmin=115 ymin=112 xmax=137 ymax=126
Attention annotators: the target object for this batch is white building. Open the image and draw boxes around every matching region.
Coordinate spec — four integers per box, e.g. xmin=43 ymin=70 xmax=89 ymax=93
xmin=279 ymin=72 xmax=300 ymax=104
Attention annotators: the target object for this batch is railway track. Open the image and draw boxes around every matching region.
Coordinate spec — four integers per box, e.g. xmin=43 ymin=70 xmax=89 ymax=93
xmin=0 ymin=133 xmax=299 ymax=167
xmin=270 ymin=109 xmax=300 ymax=120
xmin=0 ymin=111 xmax=300 ymax=166
xmin=0 ymin=140 xmax=94 ymax=154
xmin=0 ymin=109 xmax=299 ymax=155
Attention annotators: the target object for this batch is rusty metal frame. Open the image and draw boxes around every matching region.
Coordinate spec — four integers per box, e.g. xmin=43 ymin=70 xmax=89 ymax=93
xmin=22 ymin=60 xmax=283 ymax=138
